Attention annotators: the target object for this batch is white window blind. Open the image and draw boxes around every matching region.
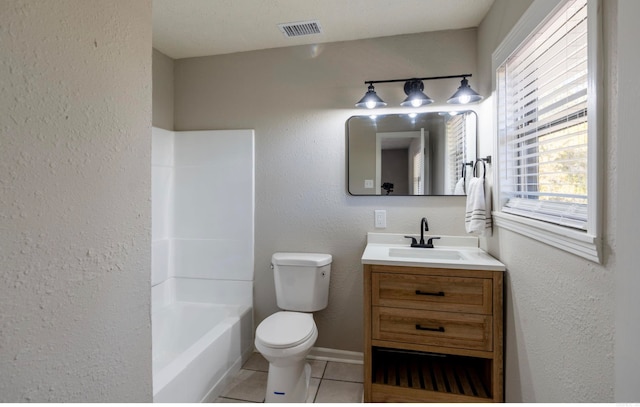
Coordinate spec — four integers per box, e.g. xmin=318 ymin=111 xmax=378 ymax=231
xmin=498 ymin=0 xmax=589 ymax=230
xmin=446 ymin=114 xmax=466 ymax=194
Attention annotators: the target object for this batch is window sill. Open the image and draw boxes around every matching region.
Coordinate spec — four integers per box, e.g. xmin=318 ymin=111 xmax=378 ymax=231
xmin=492 ymin=211 xmax=601 ymax=263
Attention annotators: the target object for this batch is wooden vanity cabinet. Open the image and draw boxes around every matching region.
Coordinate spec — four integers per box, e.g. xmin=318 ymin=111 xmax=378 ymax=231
xmin=363 ymin=264 xmax=504 ymax=403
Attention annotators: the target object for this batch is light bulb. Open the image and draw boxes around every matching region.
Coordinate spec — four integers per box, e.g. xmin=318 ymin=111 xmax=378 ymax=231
xmin=459 ymin=94 xmax=471 ymax=104
xmin=411 ymin=99 xmax=422 ymax=107
xmin=365 ymin=100 xmax=376 ymax=109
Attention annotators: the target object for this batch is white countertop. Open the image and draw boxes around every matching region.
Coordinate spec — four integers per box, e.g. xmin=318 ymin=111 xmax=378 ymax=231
xmin=361 ymin=233 xmax=506 ymax=271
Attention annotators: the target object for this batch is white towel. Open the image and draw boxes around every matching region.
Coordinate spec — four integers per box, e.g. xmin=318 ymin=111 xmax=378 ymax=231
xmin=454 ymin=177 xmax=465 ymax=195
xmin=465 ymin=177 xmax=492 ymax=236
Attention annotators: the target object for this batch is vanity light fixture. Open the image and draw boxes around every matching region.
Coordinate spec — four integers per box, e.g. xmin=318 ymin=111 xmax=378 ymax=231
xmin=400 ymin=79 xmax=434 ymax=107
xmin=447 ymin=77 xmax=483 ymax=104
xmin=355 ymin=83 xmax=387 ymax=109
xmin=355 ymin=74 xmax=482 ymax=109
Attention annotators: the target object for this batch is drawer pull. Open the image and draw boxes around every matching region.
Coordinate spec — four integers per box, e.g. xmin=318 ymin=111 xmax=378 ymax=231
xmin=415 ymin=324 xmax=445 ymax=332
xmin=415 ymin=290 xmax=445 ymax=297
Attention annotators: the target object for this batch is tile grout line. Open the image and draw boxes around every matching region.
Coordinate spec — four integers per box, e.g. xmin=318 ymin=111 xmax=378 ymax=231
xmin=311 ymin=379 xmax=321 ymax=403
xmin=218 ymin=396 xmax=258 ymax=403
xmin=320 ymin=378 xmax=364 ymax=384
xmin=309 ymin=361 xmax=325 ymax=403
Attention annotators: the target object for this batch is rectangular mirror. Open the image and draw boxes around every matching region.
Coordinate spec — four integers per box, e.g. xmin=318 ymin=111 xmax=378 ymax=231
xmin=347 ymin=111 xmax=477 ymax=196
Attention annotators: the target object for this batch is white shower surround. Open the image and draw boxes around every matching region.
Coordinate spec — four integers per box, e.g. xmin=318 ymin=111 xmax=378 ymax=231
xmin=151 ymin=127 xmax=255 ymax=402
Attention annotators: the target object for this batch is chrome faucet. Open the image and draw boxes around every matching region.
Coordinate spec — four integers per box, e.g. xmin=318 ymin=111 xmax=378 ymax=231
xmin=404 ymin=217 xmax=440 ymax=248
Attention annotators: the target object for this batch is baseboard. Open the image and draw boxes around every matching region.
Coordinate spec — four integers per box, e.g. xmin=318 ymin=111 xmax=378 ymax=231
xmin=307 ymin=347 xmax=363 ymax=365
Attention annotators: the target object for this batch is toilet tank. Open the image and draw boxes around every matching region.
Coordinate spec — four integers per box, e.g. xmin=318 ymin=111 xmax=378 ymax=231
xmin=272 ymin=253 xmax=332 ymax=312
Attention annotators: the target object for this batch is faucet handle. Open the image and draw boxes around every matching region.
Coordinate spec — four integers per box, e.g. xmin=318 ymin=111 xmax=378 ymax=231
xmin=426 ymin=236 xmax=441 ymax=248
xmin=404 ymin=236 xmax=418 ymax=246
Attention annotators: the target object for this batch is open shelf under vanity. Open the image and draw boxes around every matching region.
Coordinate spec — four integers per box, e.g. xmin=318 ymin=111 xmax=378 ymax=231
xmin=371 ymin=347 xmax=493 ymax=402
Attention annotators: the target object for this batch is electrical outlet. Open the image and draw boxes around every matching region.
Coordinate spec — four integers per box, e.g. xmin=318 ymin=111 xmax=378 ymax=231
xmin=374 ymin=210 xmax=387 ymax=228
xmin=364 ymin=179 xmax=374 ymax=189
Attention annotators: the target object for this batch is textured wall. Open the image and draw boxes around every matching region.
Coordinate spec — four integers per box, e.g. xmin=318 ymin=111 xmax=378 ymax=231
xmin=476 ymin=0 xmax=533 ymax=97
xmin=0 ymin=0 xmax=152 ymax=402
xmin=477 ymin=0 xmax=616 ymax=401
xmin=614 ymin=0 xmax=640 ymax=401
xmin=167 ymin=2 xmax=632 ymax=401
xmin=153 ymin=49 xmax=174 ymax=130
xmin=173 ymin=29 xmax=478 ymax=352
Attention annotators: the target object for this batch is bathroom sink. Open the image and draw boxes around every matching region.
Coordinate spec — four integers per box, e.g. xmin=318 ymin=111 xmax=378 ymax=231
xmin=388 ymin=247 xmax=466 ymax=261
xmin=361 ymin=233 xmax=506 ymax=271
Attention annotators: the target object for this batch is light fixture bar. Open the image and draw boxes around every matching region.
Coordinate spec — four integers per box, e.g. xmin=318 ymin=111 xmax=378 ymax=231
xmin=363 ymin=74 xmax=473 ymax=86
xmin=355 ymin=74 xmax=482 ymax=108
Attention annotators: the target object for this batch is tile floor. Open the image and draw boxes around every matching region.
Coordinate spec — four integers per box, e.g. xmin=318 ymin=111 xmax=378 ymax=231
xmin=215 ymin=353 xmax=364 ymax=403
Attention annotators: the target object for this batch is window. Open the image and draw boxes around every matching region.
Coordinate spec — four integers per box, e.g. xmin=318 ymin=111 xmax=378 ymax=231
xmin=493 ymin=0 xmax=601 ymax=262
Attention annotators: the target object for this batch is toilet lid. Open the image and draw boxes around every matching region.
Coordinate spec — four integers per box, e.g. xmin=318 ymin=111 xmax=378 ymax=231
xmin=256 ymin=312 xmax=315 ymax=349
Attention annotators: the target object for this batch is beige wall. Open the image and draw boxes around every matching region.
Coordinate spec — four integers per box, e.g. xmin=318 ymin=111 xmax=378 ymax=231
xmin=347 ymin=117 xmax=378 ymax=195
xmin=174 ymin=29 xmax=478 ymax=352
xmin=153 ymin=48 xmax=175 ymax=130
xmin=4 ymin=0 xmax=635 ymax=402
xmin=478 ymin=0 xmax=617 ymax=402
xmin=164 ymin=0 xmax=640 ymax=401
xmin=0 ymin=0 xmax=152 ymax=402
xmin=614 ymin=0 xmax=640 ymax=401
xmin=476 ymin=0 xmax=533 ymax=97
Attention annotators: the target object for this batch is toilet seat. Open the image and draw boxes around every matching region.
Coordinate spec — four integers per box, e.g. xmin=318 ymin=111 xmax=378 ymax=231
xmin=256 ymin=311 xmax=315 ymax=349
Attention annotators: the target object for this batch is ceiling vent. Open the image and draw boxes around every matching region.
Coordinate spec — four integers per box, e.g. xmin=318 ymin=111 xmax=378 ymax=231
xmin=277 ymin=20 xmax=323 ymax=38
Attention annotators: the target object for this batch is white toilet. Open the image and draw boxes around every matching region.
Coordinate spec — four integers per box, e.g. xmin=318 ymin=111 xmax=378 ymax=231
xmin=255 ymin=252 xmax=332 ymax=403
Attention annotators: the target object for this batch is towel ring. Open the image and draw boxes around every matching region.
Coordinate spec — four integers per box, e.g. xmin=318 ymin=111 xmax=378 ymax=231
xmin=473 ymin=159 xmax=486 ymax=179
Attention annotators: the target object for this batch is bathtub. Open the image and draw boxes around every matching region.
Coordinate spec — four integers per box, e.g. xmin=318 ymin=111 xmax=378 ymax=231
xmin=152 ymin=301 xmax=253 ymax=402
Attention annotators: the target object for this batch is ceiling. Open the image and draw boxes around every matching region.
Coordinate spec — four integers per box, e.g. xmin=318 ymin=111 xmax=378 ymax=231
xmin=152 ymin=0 xmax=495 ymax=59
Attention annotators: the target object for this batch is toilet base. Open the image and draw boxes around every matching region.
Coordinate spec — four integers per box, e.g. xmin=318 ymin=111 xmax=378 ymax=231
xmin=264 ymin=361 xmax=311 ymax=403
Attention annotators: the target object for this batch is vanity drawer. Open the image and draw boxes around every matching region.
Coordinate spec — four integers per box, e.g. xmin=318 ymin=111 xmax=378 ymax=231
xmin=372 ymin=272 xmax=492 ymax=314
xmin=373 ymin=307 xmax=493 ymax=351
